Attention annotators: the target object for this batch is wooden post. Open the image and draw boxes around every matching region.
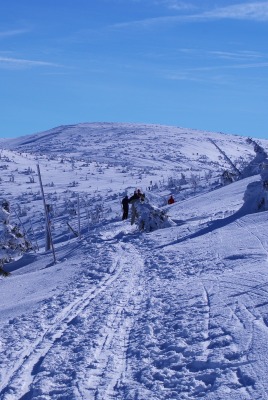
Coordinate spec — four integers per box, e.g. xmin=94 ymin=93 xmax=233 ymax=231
xmin=77 ymin=194 xmax=81 ymax=239
xmin=67 ymin=222 xmax=78 ymax=237
xmin=77 ymin=193 xmax=81 ymax=239
xmin=86 ymin=207 xmax=90 ymax=234
xmin=45 ymin=204 xmax=51 ymax=250
xmin=37 ymin=164 xmax=56 ymax=264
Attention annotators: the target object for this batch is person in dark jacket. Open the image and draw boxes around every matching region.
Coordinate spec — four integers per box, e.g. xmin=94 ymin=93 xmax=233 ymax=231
xmin=128 ymin=189 xmax=146 ymax=225
xmin=129 ymin=189 xmax=145 ymax=203
xmin=121 ymin=195 xmax=129 ymax=220
xmin=128 ymin=192 xmax=139 ymax=203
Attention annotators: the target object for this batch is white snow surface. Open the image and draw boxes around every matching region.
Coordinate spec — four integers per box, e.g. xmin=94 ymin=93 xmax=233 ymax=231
xmin=1 ymin=123 xmax=268 ymax=399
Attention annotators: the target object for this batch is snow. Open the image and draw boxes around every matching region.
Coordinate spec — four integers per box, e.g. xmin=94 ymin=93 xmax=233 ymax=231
xmin=1 ymin=122 xmax=268 ymax=399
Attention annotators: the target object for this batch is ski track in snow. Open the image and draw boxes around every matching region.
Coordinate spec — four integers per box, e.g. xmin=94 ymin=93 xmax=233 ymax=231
xmin=121 ymin=217 xmax=268 ymax=400
xmin=2 ymin=212 xmax=268 ymax=399
xmin=0 ymin=225 xmax=145 ymax=400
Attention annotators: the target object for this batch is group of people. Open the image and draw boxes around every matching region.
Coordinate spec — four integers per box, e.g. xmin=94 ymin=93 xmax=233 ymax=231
xmin=121 ymin=190 xmax=175 ymax=222
xmin=121 ymin=189 xmax=145 ymax=221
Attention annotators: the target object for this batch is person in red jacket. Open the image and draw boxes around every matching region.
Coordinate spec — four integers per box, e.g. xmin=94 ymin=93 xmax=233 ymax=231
xmin=168 ymin=195 xmax=175 ymax=205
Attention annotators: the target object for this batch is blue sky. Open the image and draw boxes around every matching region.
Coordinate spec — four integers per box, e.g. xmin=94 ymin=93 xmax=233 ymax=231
xmin=1 ymin=0 xmax=268 ymax=139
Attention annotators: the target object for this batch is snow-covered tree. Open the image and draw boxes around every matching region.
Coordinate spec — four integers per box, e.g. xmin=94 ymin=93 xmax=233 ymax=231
xmin=241 ymin=138 xmax=267 ymax=178
xmin=221 ymin=170 xmax=236 ymax=186
xmin=130 ymin=199 xmax=175 ymax=232
xmin=0 ymin=200 xmax=32 ymax=276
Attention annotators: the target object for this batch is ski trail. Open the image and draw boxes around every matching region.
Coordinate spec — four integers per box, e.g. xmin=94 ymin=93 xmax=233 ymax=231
xmin=129 ymin=227 xmax=268 ymax=399
xmin=0 ymin=239 xmax=145 ymax=400
xmin=202 ymin=271 xmax=268 ymax=399
xmin=0 ymin=261 xmax=123 ymax=399
xmin=81 ymin=241 xmax=145 ymax=399
xmin=236 ymin=217 xmax=268 ymax=258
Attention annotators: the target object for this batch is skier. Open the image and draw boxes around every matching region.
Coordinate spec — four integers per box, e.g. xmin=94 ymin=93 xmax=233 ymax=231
xmin=121 ymin=195 xmax=129 ymax=220
xmin=168 ymin=195 xmax=175 ymax=205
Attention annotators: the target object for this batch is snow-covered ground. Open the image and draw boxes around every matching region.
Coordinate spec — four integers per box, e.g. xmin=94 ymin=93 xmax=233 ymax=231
xmin=1 ymin=123 xmax=268 ymax=399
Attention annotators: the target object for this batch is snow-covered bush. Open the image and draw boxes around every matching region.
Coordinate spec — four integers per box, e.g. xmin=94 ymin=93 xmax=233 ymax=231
xmin=0 ymin=202 xmax=33 ymax=275
xmin=242 ymin=161 xmax=268 ymax=213
xmin=0 ymin=262 xmax=10 ymax=277
xmin=27 ymin=175 xmax=35 ymax=183
xmin=221 ymin=170 xmax=236 ymax=186
xmin=242 ymin=138 xmax=267 ymax=178
xmin=131 ymin=200 xmax=175 ymax=232
xmin=256 ymin=161 xmax=268 ymax=211
xmin=91 ymin=203 xmax=104 ymax=223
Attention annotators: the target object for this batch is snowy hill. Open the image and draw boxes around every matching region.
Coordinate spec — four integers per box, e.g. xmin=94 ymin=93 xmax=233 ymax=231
xmin=4 ymin=122 xmax=264 ymax=171
xmin=1 ymin=123 xmax=268 ymax=399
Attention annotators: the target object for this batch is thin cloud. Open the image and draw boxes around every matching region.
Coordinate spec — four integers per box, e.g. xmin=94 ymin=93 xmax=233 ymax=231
xmin=207 ymin=50 xmax=262 ymax=60
xmin=0 ymin=57 xmax=61 ymax=68
xmin=201 ymin=61 xmax=268 ymax=70
xmin=111 ymin=2 xmax=268 ymax=29
xmin=164 ymin=59 xmax=268 ymax=83
xmin=178 ymin=48 xmax=264 ymax=61
xmin=202 ymin=2 xmax=268 ymax=21
xmin=154 ymin=0 xmax=196 ymax=11
xmin=168 ymin=61 xmax=268 ymax=79
xmin=0 ymin=29 xmax=30 ymax=38
xmin=111 ymin=15 xmax=183 ymax=28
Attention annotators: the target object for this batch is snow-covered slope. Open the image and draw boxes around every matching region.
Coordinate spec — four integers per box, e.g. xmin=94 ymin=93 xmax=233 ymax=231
xmin=1 ymin=123 xmax=268 ymax=399
xmin=4 ymin=122 xmax=266 ymax=176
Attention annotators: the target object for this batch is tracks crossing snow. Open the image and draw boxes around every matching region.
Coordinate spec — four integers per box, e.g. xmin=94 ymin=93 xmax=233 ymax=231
xmin=0 ymin=235 xmax=145 ymax=400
